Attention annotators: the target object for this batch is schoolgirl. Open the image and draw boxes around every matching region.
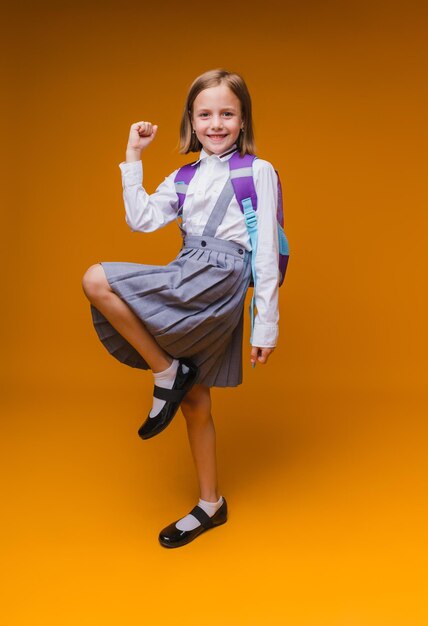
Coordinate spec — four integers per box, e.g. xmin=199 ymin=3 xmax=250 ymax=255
xmin=82 ymin=68 xmax=281 ymax=548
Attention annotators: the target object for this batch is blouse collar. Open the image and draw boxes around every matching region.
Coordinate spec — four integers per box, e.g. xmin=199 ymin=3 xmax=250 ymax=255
xmin=190 ymin=142 xmax=238 ymax=166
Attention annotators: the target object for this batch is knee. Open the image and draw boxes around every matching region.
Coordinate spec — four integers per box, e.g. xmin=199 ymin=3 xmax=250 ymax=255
xmin=181 ymin=385 xmax=212 ymax=422
xmin=81 ymin=263 xmax=109 ymax=301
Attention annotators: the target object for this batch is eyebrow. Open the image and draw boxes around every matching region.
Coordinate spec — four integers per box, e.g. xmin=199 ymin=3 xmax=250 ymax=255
xmin=195 ymin=106 xmax=237 ymax=112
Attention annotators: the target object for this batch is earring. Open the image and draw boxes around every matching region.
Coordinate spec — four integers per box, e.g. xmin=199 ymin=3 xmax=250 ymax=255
xmin=192 ymin=129 xmax=196 ymax=134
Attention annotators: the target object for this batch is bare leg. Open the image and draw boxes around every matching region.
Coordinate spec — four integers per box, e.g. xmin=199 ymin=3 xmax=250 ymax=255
xmin=180 ymin=384 xmax=220 ymax=502
xmin=82 ymin=263 xmax=172 ymax=373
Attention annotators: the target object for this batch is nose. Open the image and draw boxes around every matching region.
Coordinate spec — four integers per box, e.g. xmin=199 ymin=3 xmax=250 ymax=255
xmin=210 ymin=115 xmax=223 ymax=130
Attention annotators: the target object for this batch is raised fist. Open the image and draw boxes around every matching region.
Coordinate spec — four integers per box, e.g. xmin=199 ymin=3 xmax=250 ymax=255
xmin=127 ymin=121 xmax=159 ymax=152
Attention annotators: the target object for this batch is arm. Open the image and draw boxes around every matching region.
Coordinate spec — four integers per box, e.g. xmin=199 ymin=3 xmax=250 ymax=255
xmin=251 ymin=159 xmax=280 ymax=350
xmin=118 ymin=159 xmax=179 ymax=233
xmin=118 ymin=120 xmax=179 ymax=233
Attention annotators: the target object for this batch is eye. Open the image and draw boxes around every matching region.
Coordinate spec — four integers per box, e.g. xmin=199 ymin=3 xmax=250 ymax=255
xmin=223 ymin=112 xmax=233 ymax=117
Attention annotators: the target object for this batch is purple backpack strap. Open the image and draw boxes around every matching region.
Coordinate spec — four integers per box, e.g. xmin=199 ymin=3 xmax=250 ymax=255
xmin=174 ymin=161 xmax=199 ymax=209
xmin=229 ymin=152 xmax=289 ymax=287
xmin=228 ymin=152 xmax=258 ymax=213
xmin=228 ymin=153 xmax=260 ymax=341
xmin=173 ymin=160 xmax=200 ymax=241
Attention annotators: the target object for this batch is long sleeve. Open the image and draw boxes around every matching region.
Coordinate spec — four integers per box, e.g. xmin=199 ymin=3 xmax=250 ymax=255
xmin=251 ymin=160 xmax=280 ymax=348
xmin=118 ymin=160 xmax=179 ymax=232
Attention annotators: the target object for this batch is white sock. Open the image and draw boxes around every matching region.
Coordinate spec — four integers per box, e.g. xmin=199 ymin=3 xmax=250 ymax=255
xmin=175 ymin=496 xmax=224 ymax=531
xmin=149 ymin=358 xmax=179 ymax=417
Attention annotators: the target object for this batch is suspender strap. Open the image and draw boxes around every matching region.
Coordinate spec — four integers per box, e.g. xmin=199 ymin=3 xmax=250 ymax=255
xmin=174 ymin=163 xmax=237 ymax=240
xmin=202 ymin=177 xmax=236 ymax=238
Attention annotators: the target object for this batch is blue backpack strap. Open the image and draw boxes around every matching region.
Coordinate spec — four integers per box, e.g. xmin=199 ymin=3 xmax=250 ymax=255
xmin=228 ymin=152 xmax=259 ymax=344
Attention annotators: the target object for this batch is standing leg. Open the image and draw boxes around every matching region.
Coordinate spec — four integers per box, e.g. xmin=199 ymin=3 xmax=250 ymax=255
xmin=180 ymin=384 xmax=220 ymax=502
xmin=165 ymin=383 xmax=225 ymax=533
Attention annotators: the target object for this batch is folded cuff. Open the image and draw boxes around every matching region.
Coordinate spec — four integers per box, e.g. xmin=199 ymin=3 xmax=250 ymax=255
xmin=251 ymin=322 xmax=278 ymax=348
xmin=119 ymin=160 xmax=142 ymax=185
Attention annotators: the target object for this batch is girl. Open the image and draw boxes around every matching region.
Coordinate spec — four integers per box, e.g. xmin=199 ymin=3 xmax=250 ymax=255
xmin=82 ymin=68 xmax=281 ymax=548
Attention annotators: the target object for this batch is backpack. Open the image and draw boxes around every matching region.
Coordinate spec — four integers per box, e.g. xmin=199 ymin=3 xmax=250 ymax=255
xmin=173 ymin=151 xmax=290 ymax=342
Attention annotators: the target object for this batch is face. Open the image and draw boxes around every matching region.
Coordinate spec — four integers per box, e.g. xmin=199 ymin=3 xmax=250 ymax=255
xmin=191 ymin=83 xmax=244 ymax=156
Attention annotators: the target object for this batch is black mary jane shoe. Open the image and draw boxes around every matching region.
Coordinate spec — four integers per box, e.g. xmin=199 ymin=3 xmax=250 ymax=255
xmin=138 ymin=357 xmax=199 ymax=440
xmin=159 ymin=498 xmax=228 ymax=548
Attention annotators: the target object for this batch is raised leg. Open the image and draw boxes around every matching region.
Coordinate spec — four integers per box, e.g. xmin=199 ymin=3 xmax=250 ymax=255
xmin=81 ymin=263 xmax=172 ymax=373
xmin=180 ymin=384 xmax=220 ymax=502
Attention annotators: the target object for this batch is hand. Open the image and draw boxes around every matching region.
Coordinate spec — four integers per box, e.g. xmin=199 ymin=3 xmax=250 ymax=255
xmin=126 ymin=120 xmax=159 ymax=153
xmin=250 ymin=346 xmax=275 ymax=367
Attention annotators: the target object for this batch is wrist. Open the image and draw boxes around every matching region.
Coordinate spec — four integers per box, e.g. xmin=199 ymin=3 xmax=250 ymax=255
xmin=125 ymin=147 xmax=142 ymax=162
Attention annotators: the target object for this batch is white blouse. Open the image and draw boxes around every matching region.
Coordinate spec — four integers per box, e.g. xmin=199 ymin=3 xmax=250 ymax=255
xmin=118 ymin=143 xmax=280 ymax=348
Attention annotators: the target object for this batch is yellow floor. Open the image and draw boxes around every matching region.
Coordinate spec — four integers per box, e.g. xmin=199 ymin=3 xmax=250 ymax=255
xmin=2 ymin=383 xmax=426 ymax=626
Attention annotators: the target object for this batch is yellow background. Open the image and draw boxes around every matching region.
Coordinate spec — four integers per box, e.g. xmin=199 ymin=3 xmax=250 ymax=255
xmin=2 ymin=1 xmax=427 ymax=624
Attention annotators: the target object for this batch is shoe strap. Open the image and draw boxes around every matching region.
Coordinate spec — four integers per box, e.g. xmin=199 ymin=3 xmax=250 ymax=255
xmin=153 ymin=385 xmax=186 ymax=402
xmin=189 ymin=505 xmax=214 ymax=529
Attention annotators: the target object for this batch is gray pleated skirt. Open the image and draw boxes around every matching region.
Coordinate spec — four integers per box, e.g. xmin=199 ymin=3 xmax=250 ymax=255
xmin=90 ymin=234 xmax=252 ymax=387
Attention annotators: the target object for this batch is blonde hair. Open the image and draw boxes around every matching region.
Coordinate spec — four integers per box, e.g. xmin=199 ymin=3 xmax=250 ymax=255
xmin=178 ymin=68 xmax=256 ymax=156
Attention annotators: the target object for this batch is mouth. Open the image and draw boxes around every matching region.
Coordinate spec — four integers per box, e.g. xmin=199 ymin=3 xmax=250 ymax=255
xmin=208 ymin=134 xmax=227 ymax=141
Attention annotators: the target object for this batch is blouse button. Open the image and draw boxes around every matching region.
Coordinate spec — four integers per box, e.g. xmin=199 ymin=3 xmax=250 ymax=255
xmin=201 ymin=240 xmax=207 ymax=247
xmin=238 ymin=248 xmax=244 ymax=255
